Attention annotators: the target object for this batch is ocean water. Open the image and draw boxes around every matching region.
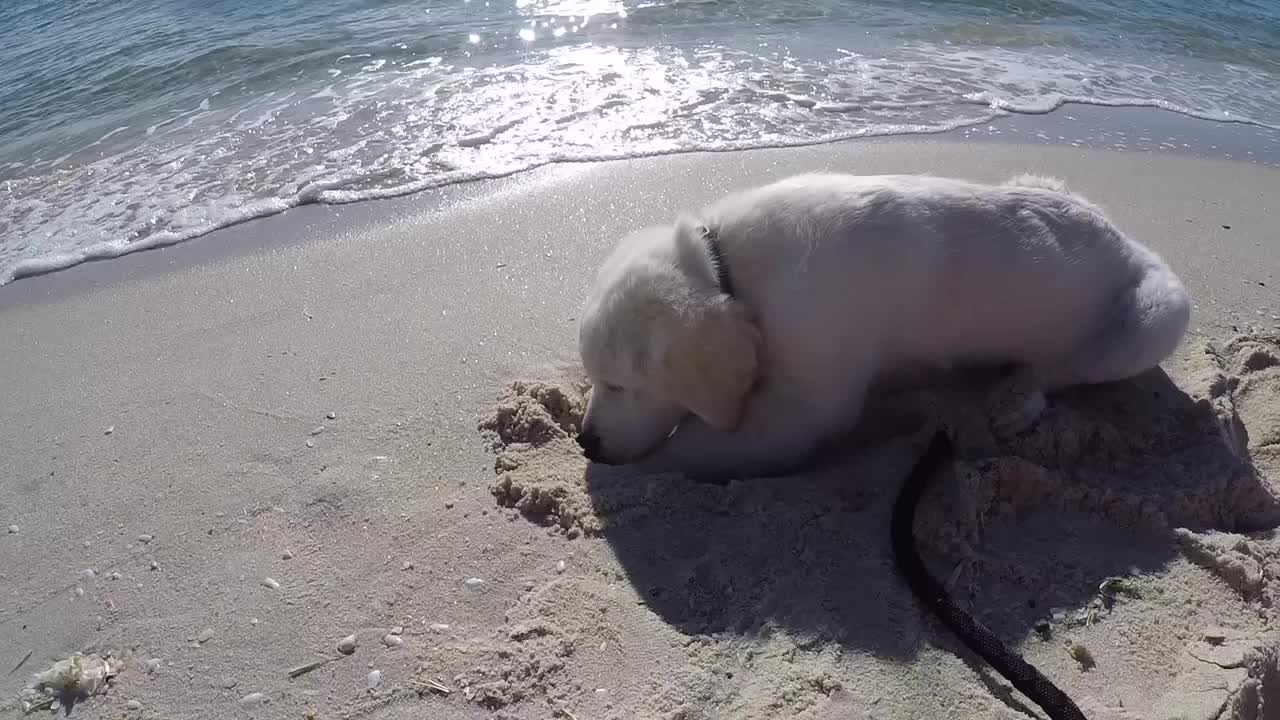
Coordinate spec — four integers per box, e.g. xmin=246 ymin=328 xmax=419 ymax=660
xmin=2 ymin=0 xmax=1279 ymax=284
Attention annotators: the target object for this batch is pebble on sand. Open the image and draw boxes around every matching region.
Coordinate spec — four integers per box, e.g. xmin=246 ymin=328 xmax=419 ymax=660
xmin=104 ymin=426 xmax=115 ymax=435
xmin=6 ymin=525 xmax=17 ymax=534
xmin=428 ymin=623 xmax=450 ymax=632
xmin=1068 ymin=641 xmax=1097 ymax=671
xmin=309 ymin=425 xmax=326 ymax=436
xmin=239 ymin=692 xmax=267 ymax=707
xmin=144 ymin=658 xmax=161 ymax=674
xmin=367 ymin=670 xmax=383 ymax=691
xmin=337 ymin=634 xmax=358 ymax=655
xmin=381 ymin=634 xmax=403 ymax=648
xmin=401 ymin=561 xmax=414 ymax=571
xmin=556 ymin=560 xmax=566 ymax=574
xmin=261 ymin=577 xmax=281 ymax=590
xmin=326 ymin=412 xmax=337 ymax=420
xmin=389 ymin=626 xmax=403 ymax=635
xmin=126 ymin=699 xmax=142 ymax=711
xmin=197 ymin=628 xmax=215 ymax=644
xmin=464 ymin=577 xmax=485 ymax=589
xmin=137 ymin=534 xmax=153 ymax=544
xmin=282 ymin=549 xmax=294 ymax=560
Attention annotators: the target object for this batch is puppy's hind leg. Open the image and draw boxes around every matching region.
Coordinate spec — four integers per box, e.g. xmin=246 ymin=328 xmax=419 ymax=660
xmin=1043 ymin=265 xmax=1192 ymax=390
xmin=1065 ymin=268 xmax=1191 ymax=388
xmin=989 ymin=265 xmax=1191 ymax=439
xmin=987 ymin=365 xmax=1050 ymax=440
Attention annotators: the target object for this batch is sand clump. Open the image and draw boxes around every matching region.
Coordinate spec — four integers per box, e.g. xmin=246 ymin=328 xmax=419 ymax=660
xmin=479 ymin=379 xmax=588 ymax=449
xmin=478 ymin=378 xmax=610 ymax=535
xmin=472 ymin=335 xmax=1280 ymax=720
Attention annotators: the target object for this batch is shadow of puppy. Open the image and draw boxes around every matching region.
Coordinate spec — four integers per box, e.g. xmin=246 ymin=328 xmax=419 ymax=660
xmin=579 ymin=355 xmax=1280 ymax=660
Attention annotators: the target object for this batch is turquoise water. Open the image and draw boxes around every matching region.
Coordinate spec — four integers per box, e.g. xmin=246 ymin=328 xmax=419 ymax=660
xmin=1 ymin=0 xmax=1278 ymax=283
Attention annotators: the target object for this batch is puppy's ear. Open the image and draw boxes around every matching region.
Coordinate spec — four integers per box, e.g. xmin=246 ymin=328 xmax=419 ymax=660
xmin=662 ymin=298 xmax=759 ymax=431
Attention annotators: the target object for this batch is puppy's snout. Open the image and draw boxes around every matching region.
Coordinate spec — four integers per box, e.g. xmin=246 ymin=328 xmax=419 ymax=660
xmin=576 ymin=429 xmax=603 ymax=462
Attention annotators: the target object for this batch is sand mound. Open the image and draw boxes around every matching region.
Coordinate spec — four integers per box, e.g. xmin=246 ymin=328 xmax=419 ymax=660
xmin=473 ymin=335 xmax=1280 ymax=719
xmin=479 ymin=379 xmax=588 ymax=448
xmin=477 ymin=378 xmax=605 ymax=535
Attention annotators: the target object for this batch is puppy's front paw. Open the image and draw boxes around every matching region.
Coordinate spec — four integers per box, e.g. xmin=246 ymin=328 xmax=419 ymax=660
xmin=987 ymin=378 xmax=1047 ymax=440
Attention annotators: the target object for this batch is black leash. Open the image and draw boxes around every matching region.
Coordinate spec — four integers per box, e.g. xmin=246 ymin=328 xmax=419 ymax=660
xmin=891 ymin=430 xmax=1089 ymax=720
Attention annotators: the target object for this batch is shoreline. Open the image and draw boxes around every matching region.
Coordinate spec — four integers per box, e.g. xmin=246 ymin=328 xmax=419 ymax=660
xmin=4 ymin=135 xmax=1277 ymax=341
xmin=4 ymin=103 xmax=1280 ymax=298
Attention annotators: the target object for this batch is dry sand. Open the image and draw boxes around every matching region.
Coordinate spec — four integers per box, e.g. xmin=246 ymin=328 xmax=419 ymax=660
xmin=2 ymin=139 xmax=1280 ymax=720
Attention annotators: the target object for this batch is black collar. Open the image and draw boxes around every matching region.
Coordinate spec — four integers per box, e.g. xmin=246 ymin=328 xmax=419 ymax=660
xmin=700 ymin=225 xmax=735 ymax=297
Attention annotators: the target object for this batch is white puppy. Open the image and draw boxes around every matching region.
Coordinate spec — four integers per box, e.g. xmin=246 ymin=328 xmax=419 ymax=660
xmin=576 ymin=172 xmax=1191 ymax=478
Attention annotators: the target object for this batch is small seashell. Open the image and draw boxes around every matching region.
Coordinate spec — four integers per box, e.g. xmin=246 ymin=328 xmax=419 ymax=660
xmin=337 ymin=634 xmax=358 ymax=655
xmin=381 ymin=634 xmax=403 ymax=648
xmin=197 ymin=628 xmax=215 ymax=644
xmin=261 ymin=577 xmax=280 ymax=590
xmin=367 ymin=669 xmax=383 ymax=690
xmin=1203 ymin=627 xmax=1230 ymax=644
xmin=286 ymin=659 xmax=329 ymax=679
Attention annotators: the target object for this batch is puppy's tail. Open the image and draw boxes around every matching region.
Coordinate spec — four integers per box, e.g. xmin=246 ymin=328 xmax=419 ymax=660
xmin=1004 ymin=173 xmax=1068 ymax=193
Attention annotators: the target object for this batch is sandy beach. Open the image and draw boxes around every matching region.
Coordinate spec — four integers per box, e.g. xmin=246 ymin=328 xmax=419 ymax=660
xmin=3 ymin=139 xmax=1280 ymax=720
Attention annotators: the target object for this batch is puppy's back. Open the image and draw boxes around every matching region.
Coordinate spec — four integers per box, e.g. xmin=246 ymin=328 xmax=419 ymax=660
xmin=705 ymin=172 xmax=1161 ymax=370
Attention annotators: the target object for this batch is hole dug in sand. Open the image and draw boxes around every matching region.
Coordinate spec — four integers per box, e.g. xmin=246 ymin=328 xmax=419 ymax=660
xmin=468 ymin=335 xmax=1280 ymax=720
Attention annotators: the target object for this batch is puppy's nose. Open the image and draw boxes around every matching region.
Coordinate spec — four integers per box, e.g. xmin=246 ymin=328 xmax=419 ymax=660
xmin=576 ymin=430 xmax=602 ymax=461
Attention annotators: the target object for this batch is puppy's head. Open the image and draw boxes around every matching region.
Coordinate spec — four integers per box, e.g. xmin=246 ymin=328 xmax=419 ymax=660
xmin=576 ymin=220 xmax=759 ymax=464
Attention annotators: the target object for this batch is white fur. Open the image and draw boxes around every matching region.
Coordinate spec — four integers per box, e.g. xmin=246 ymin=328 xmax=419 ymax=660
xmin=576 ymin=172 xmax=1192 ymax=478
